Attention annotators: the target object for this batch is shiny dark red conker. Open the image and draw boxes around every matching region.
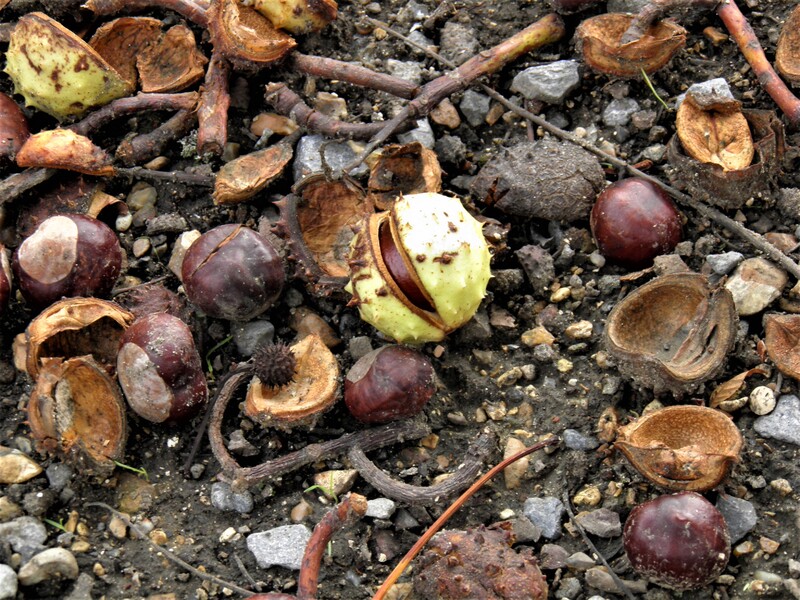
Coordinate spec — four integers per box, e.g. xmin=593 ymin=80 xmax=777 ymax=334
xmin=590 ymin=178 xmax=682 ymax=268
xmin=181 ymin=224 xmax=284 ymax=321
xmin=13 ymin=214 xmax=122 ymax=310
xmin=623 ymin=491 xmax=730 ymax=590
xmin=117 ymin=312 xmax=208 ymax=424
xmin=344 ymin=345 xmax=435 ymax=423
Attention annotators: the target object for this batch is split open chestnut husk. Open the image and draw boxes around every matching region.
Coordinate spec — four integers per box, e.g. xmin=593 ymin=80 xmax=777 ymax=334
xmin=604 ymin=273 xmax=737 ymax=395
xmin=776 ymin=5 xmax=800 ymax=85
xmin=245 ymin=333 xmax=339 ymax=429
xmin=366 ymin=142 xmax=442 ymax=210
xmin=615 ymin=405 xmax=743 ymax=491
xmin=28 ymin=355 xmax=127 ymax=476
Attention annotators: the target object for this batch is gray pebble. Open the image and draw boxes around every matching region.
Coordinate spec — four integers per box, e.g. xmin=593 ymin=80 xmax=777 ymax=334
xmin=247 ymin=524 xmax=312 ymax=570
xmin=566 ymin=551 xmax=596 ymax=570
xmin=440 ymin=21 xmax=478 ymax=65
xmin=556 ymin=576 xmax=582 ymax=599
xmin=523 ymin=496 xmax=565 ymax=539
xmin=64 ymin=572 xmax=95 ymax=600
xmin=510 ymin=60 xmax=580 ymax=104
xmin=0 ymin=564 xmax=17 ymax=600
xmin=366 ymin=498 xmax=397 ymax=520
xmin=348 ymin=336 xmax=374 ymax=361
xmin=45 ymin=463 xmax=73 ymax=492
xmin=18 ymin=547 xmax=78 ymax=586
xmin=706 ymin=251 xmax=744 ymax=275
xmin=602 ymin=98 xmax=640 ymax=127
xmin=385 ymin=59 xmax=423 ymax=85
xmin=563 ymin=429 xmax=600 ymax=451
xmin=575 ymin=508 xmax=621 ymax=538
xmin=395 ymin=0 xmax=428 ymax=24
xmin=294 ymin=135 xmax=368 ymax=181
xmin=434 ymin=134 xmax=467 ymax=166
xmin=397 ymin=118 xmax=435 ymax=148
xmin=459 ymin=90 xmax=491 ymax=127
xmin=716 ymin=494 xmax=757 ymax=543
xmin=227 ymin=430 xmax=259 ymax=457
xmin=0 ymin=516 xmax=47 ymax=557
xmin=231 ymin=320 xmax=275 ymax=357
xmin=211 ymin=482 xmax=254 ymax=514
xmin=754 ymin=395 xmax=800 ymax=446
xmin=539 ymin=543 xmax=569 ymax=569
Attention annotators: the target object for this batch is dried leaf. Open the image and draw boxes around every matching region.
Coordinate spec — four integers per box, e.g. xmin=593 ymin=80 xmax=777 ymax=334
xmin=709 ymin=366 xmax=769 ymax=408
xmin=676 ymin=97 xmax=754 ymax=171
xmin=776 ymin=5 xmax=800 ymax=85
xmin=137 ymin=24 xmax=208 ymax=93
xmin=764 ymin=313 xmax=800 ymax=380
xmin=16 ymin=129 xmax=114 ymax=176
xmin=88 ymin=17 xmax=163 ymax=87
xmin=213 ymin=142 xmax=293 ymax=204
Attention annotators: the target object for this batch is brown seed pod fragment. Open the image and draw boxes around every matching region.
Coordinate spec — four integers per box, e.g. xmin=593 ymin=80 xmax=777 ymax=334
xmin=207 ymin=0 xmax=296 ymax=70
xmin=366 ymin=142 xmax=442 ymax=210
xmin=88 ymin=17 xmax=163 ymax=88
xmin=413 ymin=524 xmax=548 ymax=600
xmin=21 ymin=297 xmax=134 ymax=378
xmin=244 ymin=333 xmax=339 ymax=429
xmin=666 ymin=110 xmax=785 ymax=210
xmin=16 ymin=129 xmax=114 ymax=176
xmin=136 ymin=24 xmax=208 ymax=93
xmin=213 ymin=142 xmax=294 ymax=204
xmin=604 ymin=273 xmax=737 ymax=395
xmin=576 ymin=13 xmax=686 ymax=77
xmin=28 ymin=355 xmax=127 ymax=477
xmin=764 ymin=313 xmax=800 ymax=381
xmin=776 ymin=5 xmax=800 ymax=85
xmin=615 ymin=405 xmax=743 ymax=491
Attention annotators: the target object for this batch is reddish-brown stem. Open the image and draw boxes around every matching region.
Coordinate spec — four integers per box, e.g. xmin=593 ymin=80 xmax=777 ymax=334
xmin=83 ymin=0 xmax=209 ymax=27
xmin=717 ymin=0 xmax=800 ymax=125
xmin=371 ymin=436 xmax=561 ymax=600
xmin=197 ymin=54 xmax=231 ymax=156
xmin=297 ymin=493 xmax=368 ymax=600
xmin=69 ymin=92 xmax=199 ymax=137
xmin=116 ymin=109 xmax=197 ymax=166
xmin=289 ymin=53 xmax=420 ymax=99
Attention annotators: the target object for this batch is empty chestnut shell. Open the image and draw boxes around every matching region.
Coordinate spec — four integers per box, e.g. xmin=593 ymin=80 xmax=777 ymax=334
xmin=604 ymin=273 xmax=737 ymax=395
xmin=615 ymin=405 xmax=743 ymax=491
xmin=344 ymin=345 xmax=435 ymax=423
xmin=181 ymin=224 xmax=284 ymax=321
xmin=13 ymin=214 xmax=123 ymax=311
xmin=623 ymin=491 xmax=730 ymax=590
xmin=117 ymin=313 xmax=208 ymax=424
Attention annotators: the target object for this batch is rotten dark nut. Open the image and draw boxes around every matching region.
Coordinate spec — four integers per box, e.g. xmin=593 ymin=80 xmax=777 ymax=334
xmin=344 ymin=345 xmax=435 ymax=423
xmin=181 ymin=224 xmax=284 ymax=321
xmin=590 ymin=178 xmax=682 ymax=268
xmin=623 ymin=491 xmax=731 ymax=590
xmin=13 ymin=214 xmax=123 ymax=311
xmin=117 ymin=313 xmax=208 ymax=424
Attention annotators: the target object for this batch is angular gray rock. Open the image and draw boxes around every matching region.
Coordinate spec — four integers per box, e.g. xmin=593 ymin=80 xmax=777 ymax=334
xmin=511 ymin=60 xmax=580 ymax=104
xmin=716 ymin=494 xmax=757 ymax=543
xmin=523 ymin=496 xmax=565 ymax=539
xmin=754 ymin=395 xmax=800 ymax=446
xmin=247 ymin=524 xmax=312 ymax=570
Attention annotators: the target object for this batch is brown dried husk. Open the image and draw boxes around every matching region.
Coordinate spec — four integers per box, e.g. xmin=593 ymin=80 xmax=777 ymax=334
xmin=22 ymin=297 xmax=134 ymax=378
xmin=16 ymin=129 xmax=115 ymax=176
xmin=776 ymin=5 xmax=800 ymax=85
xmin=244 ymin=333 xmax=339 ymax=428
xmin=274 ymin=175 xmax=373 ymax=295
xmin=675 ymin=96 xmax=754 ymax=172
xmin=366 ymin=142 xmax=442 ymax=210
xmin=764 ymin=313 xmax=800 ymax=380
xmin=615 ymin=405 xmax=743 ymax=491
xmin=666 ymin=110 xmax=784 ymax=210
xmin=207 ymin=0 xmax=296 ymax=70
xmin=136 ymin=24 xmax=207 ymax=93
xmin=88 ymin=17 xmax=163 ymax=88
xmin=576 ymin=13 xmax=686 ymax=77
xmin=604 ymin=273 xmax=737 ymax=395
xmin=28 ymin=355 xmax=127 ymax=476
xmin=213 ymin=142 xmax=294 ymax=204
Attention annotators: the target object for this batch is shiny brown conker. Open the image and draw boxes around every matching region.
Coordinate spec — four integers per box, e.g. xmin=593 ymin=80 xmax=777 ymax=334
xmin=117 ymin=312 xmax=208 ymax=424
xmin=13 ymin=214 xmax=123 ymax=310
xmin=344 ymin=345 xmax=435 ymax=423
xmin=181 ymin=224 xmax=284 ymax=321
xmin=590 ymin=178 xmax=682 ymax=268
xmin=623 ymin=491 xmax=730 ymax=590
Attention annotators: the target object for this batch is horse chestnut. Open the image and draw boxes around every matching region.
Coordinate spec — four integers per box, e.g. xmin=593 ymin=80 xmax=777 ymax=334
xmin=181 ymin=224 xmax=284 ymax=321
xmin=590 ymin=178 xmax=682 ymax=268
xmin=117 ymin=312 xmax=208 ymax=424
xmin=0 ymin=246 xmax=11 ymax=315
xmin=13 ymin=214 xmax=123 ymax=310
xmin=623 ymin=491 xmax=730 ymax=590
xmin=344 ymin=345 xmax=435 ymax=423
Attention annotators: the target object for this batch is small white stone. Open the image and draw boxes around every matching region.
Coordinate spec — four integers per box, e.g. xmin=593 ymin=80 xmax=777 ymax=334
xmin=219 ymin=527 xmax=238 ymax=543
xmin=749 ymin=386 xmax=776 ymax=415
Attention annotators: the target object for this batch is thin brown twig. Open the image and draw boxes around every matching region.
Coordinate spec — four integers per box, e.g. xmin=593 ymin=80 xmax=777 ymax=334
xmin=116 ymin=109 xmax=198 ymax=166
xmin=619 ymin=0 xmax=719 ymax=45
xmin=377 ymin=15 xmax=800 ymax=280
xmin=114 ymin=166 xmax=215 ymax=187
xmin=0 ymin=168 xmax=56 ymax=205
xmin=83 ymin=0 xmax=209 ymax=27
xmin=198 ymin=53 xmax=232 ymax=156
xmin=370 ymin=436 xmax=560 ymax=600
xmin=348 ymin=430 xmax=495 ymax=504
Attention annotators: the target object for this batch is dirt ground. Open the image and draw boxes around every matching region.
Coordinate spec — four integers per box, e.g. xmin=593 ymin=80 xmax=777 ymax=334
xmin=1 ymin=0 xmax=800 ymax=598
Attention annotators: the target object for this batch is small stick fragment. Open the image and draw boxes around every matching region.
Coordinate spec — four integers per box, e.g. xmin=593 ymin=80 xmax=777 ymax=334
xmin=348 ymin=431 xmax=495 ymax=504
xmin=0 ymin=168 xmax=56 ymax=205
xmin=114 ymin=167 xmax=215 ymax=187
xmin=116 ymin=109 xmax=197 ymax=166
xmin=197 ymin=54 xmax=231 ymax=156
xmin=83 ymin=0 xmax=209 ymax=27
xmin=69 ymin=92 xmax=199 ymax=137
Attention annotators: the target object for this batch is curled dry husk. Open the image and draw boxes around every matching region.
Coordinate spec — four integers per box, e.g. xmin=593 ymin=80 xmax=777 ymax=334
xmin=604 ymin=273 xmax=737 ymax=395
xmin=16 ymin=129 xmax=115 ymax=176
xmin=4 ymin=12 xmax=132 ymax=120
xmin=776 ymin=5 xmax=800 ymax=85
xmin=666 ymin=110 xmax=785 ymax=210
xmin=245 ymin=333 xmax=339 ymax=428
xmin=615 ymin=405 xmax=743 ymax=491
xmin=576 ymin=13 xmax=686 ymax=77
xmin=764 ymin=313 xmax=800 ymax=381
xmin=207 ymin=0 xmax=296 ymax=70
xmin=213 ymin=141 xmax=294 ymax=204
xmin=366 ymin=142 xmax=442 ymax=210
xmin=28 ymin=355 xmax=127 ymax=476
xmin=274 ymin=175 xmax=374 ymax=297
xmin=251 ymin=0 xmax=337 ymax=34
xmin=16 ymin=297 xmax=134 ymax=378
